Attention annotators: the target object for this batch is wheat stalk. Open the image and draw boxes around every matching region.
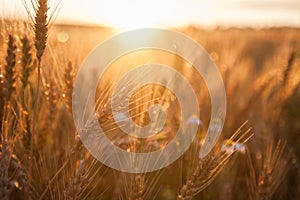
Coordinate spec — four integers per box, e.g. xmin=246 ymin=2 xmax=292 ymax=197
xmin=24 ymin=0 xmax=50 ymax=187
xmin=0 ymin=139 xmax=15 ymax=200
xmin=0 ymin=138 xmax=27 ymax=200
xmin=38 ymin=136 xmax=83 ymax=199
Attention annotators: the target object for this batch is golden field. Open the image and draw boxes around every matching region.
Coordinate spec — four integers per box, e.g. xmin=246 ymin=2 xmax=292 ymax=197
xmin=0 ymin=4 xmax=300 ymax=199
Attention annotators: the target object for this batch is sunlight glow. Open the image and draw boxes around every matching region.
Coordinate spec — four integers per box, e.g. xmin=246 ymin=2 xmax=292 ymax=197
xmin=57 ymin=0 xmax=300 ymax=29
xmin=1 ymin=0 xmax=300 ymax=29
xmin=63 ymin=0 xmax=185 ymax=30
xmin=98 ymin=0 xmax=175 ymax=30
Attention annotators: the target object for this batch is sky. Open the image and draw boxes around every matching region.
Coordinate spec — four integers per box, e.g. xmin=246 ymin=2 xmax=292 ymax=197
xmin=1 ymin=0 xmax=300 ymax=29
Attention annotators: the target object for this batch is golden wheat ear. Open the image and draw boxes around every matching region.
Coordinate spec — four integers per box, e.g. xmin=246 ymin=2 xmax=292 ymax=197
xmin=34 ymin=0 xmax=48 ymax=64
xmin=22 ymin=0 xmax=61 ymax=66
xmin=282 ymin=48 xmax=296 ymax=87
xmin=4 ymin=34 xmax=17 ymax=100
xmin=21 ymin=36 xmax=34 ymax=89
xmin=0 ymin=67 xmax=5 ymax=130
xmin=63 ymin=61 xmax=75 ymax=111
xmin=178 ymin=122 xmax=253 ymax=200
xmin=0 ymin=34 xmax=17 ymax=132
xmin=128 ymin=174 xmax=145 ymax=200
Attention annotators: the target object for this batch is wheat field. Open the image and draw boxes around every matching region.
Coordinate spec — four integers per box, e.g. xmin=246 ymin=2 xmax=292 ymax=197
xmin=0 ymin=1 xmax=300 ymax=199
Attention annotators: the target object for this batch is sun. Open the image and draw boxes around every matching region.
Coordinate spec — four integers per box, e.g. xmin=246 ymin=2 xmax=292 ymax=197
xmin=91 ymin=0 xmax=179 ymax=30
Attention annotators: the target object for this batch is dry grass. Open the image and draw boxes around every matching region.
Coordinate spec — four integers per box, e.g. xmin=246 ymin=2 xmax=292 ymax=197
xmin=0 ymin=1 xmax=299 ymax=200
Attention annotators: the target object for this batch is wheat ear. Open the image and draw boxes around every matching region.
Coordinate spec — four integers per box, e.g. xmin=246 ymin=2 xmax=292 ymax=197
xmin=34 ymin=0 xmax=48 ymax=65
xmin=20 ymin=36 xmax=34 ymax=89
xmin=282 ymin=48 xmax=295 ymax=87
xmin=178 ymin=124 xmax=253 ymax=200
xmin=0 ymin=66 xmax=5 ymax=131
xmin=129 ymin=174 xmax=144 ymax=200
xmin=4 ymin=35 xmax=17 ymax=100
xmin=0 ymin=35 xmax=17 ymax=132
xmin=63 ymin=61 xmax=74 ymax=111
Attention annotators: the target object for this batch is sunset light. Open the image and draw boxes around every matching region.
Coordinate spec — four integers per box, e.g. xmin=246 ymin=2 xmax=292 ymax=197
xmin=0 ymin=0 xmax=300 ymax=199
xmin=1 ymin=0 xmax=300 ymax=29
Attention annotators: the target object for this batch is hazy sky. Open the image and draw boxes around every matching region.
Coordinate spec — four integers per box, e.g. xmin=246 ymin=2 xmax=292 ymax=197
xmin=1 ymin=0 xmax=300 ymax=29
